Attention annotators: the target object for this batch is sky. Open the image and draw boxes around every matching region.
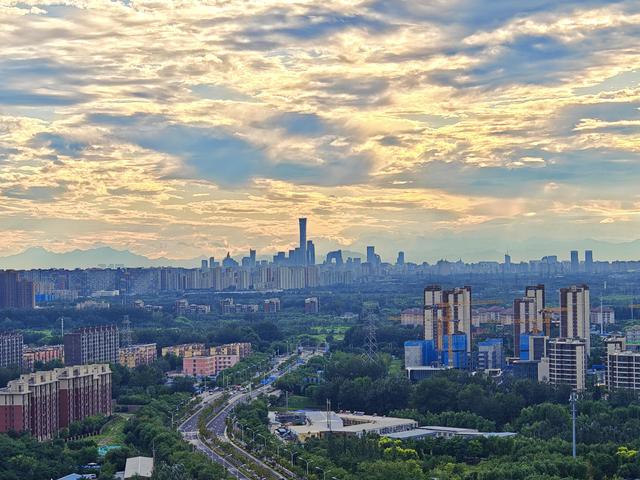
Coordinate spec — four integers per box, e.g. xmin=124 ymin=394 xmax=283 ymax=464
xmin=1 ymin=0 xmax=640 ymax=263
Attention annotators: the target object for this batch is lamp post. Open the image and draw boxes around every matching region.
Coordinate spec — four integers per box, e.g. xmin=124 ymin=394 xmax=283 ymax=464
xmin=315 ymin=466 xmax=326 ymax=480
xmin=300 ymin=458 xmax=310 ymax=476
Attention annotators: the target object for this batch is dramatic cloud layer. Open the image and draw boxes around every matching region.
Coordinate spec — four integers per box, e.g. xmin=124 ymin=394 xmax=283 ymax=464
xmin=1 ymin=0 xmax=640 ymax=262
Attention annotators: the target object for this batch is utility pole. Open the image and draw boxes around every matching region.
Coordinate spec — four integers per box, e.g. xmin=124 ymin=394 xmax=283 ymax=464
xmin=570 ymin=391 xmax=578 ymax=458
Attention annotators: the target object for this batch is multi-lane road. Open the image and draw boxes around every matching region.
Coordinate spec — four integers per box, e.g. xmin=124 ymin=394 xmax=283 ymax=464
xmin=178 ymin=352 xmax=314 ymax=479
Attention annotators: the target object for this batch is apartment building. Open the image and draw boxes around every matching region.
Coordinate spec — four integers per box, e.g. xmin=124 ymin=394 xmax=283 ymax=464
xmin=119 ymin=344 xmax=157 ymax=368
xmin=0 ymin=364 xmax=112 ymax=440
xmin=64 ymin=325 xmax=119 ymax=366
xmin=540 ymin=339 xmax=587 ymax=392
xmin=0 ymin=332 xmax=23 ymax=368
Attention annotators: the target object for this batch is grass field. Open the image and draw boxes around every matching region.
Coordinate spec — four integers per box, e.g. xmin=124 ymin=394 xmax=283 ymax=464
xmin=95 ymin=414 xmax=131 ymax=446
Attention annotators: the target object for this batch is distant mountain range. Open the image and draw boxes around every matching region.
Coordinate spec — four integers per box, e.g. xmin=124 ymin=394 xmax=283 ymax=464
xmin=1 ymin=239 xmax=640 ymax=270
xmin=0 ymin=246 xmax=204 ymax=269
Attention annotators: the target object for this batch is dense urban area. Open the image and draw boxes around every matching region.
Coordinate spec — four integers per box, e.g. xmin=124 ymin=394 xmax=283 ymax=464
xmin=2 ymin=221 xmax=640 ymax=479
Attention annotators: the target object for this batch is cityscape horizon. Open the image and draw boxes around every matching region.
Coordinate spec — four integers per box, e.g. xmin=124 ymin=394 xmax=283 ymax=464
xmin=2 ymin=1 xmax=640 ymax=479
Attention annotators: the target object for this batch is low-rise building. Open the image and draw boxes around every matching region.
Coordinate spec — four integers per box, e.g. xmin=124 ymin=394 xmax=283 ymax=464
xmin=182 ymin=353 xmax=240 ymax=376
xmin=400 ymin=308 xmax=423 ymax=326
xmin=271 ymin=410 xmax=417 ymax=442
xmin=304 ymin=297 xmax=320 ymax=314
xmin=385 ymin=426 xmax=516 ymax=441
xmin=119 ymin=344 xmax=157 ymax=368
xmin=477 ymin=338 xmax=504 ymax=370
xmin=263 ymin=298 xmax=281 ymax=313
xmin=124 ymin=456 xmax=154 ymax=478
xmin=161 ymin=343 xmax=207 ymax=358
xmin=592 ymin=307 xmax=615 ymax=327
xmin=209 ymin=342 xmax=252 ymax=359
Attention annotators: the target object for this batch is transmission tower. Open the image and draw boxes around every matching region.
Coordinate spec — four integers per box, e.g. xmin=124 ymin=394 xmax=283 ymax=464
xmin=362 ymin=301 xmax=379 ymax=361
xmin=121 ymin=315 xmax=132 ymax=347
xmin=364 ymin=312 xmax=379 ymax=361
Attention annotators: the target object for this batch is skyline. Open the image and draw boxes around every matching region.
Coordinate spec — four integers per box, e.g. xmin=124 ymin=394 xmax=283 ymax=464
xmin=2 ymin=1 xmax=640 ymax=261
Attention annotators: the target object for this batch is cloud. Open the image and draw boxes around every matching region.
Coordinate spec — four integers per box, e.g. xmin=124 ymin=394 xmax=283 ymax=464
xmin=30 ymin=132 xmax=87 ymax=156
xmin=0 ymin=0 xmax=639 ymax=260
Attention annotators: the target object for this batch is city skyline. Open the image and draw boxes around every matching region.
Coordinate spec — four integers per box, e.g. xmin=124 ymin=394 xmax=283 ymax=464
xmin=1 ymin=1 xmax=640 ymax=262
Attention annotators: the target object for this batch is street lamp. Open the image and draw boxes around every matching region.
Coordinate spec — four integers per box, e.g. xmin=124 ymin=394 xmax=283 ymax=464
xmin=256 ymin=433 xmax=268 ymax=450
xmin=290 ymin=450 xmax=297 ymax=465
xmin=315 ymin=466 xmax=326 ymax=480
xmin=300 ymin=458 xmax=311 ymax=476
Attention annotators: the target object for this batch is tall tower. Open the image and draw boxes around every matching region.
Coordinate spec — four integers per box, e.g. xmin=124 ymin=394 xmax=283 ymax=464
xmin=560 ymin=285 xmax=591 ymax=354
xmin=570 ymin=250 xmax=579 ymax=272
xmin=443 ymin=287 xmax=472 ymax=353
xmin=299 ymin=218 xmax=307 ymax=265
xmin=424 ymin=285 xmax=443 ymax=342
xmin=525 ymin=284 xmax=545 ymax=333
xmin=585 ymin=250 xmax=593 ymax=272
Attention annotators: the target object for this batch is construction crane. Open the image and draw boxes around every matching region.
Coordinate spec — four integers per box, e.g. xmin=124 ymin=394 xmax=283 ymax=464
xmin=538 ymin=307 xmax=567 ymax=337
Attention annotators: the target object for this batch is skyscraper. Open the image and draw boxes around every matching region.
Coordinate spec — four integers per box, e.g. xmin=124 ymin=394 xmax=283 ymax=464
xmin=560 ymin=285 xmax=591 ymax=354
xmin=570 ymin=250 xmax=579 ymax=272
xmin=299 ymin=218 xmax=307 ymax=265
xmin=396 ymin=251 xmax=405 ymax=266
xmin=585 ymin=250 xmax=594 ymax=272
xmin=366 ymin=246 xmax=376 ymax=264
xmin=306 ymin=240 xmax=315 ymax=265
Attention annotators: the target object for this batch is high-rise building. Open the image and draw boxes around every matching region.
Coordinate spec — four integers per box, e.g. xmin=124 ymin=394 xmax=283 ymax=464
xmin=525 ymin=284 xmax=545 ymax=328
xmin=250 ymin=249 xmax=256 ymax=267
xmin=606 ymin=339 xmax=640 ymax=391
xmin=444 ymin=287 xmax=472 ymax=353
xmin=585 ymin=250 xmax=594 ymax=272
xmin=201 ymin=259 xmax=208 ymax=270
xmin=0 ymin=270 xmax=35 ymax=309
xmin=560 ymin=285 xmax=591 ymax=354
xmin=570 ymin=250 xmax=579 ymax=272
xmin=306 ymin=240 xmax=315 ymax=265
xmin=423 ymin=285 xmax=443 ymax=342
xmin=299 ymin=218 xmax=307 ymax=265
xmin=366 ymin=246 xmax=376 ymax=264
xmin=504 ymin=253 xmax=511 ymax=273
xmin=541 ymin=338 xmax=587 ymax=392
xmin=513 ymin=298 xmax=537 ymax=357
xmin=424 ymin=285 xmax=472 ymax=353
xmin=0 ymin=364 xmax=112 ymax=440
xmin=64 ymin=325 xmax=119 ymax=366
xmin=396 ymin=251 xmax=405 ymax=266
xmin=0 ymin=332 xmax=23 ymax=368
xmin=513 ymin=285 xmax=545 ymax=356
